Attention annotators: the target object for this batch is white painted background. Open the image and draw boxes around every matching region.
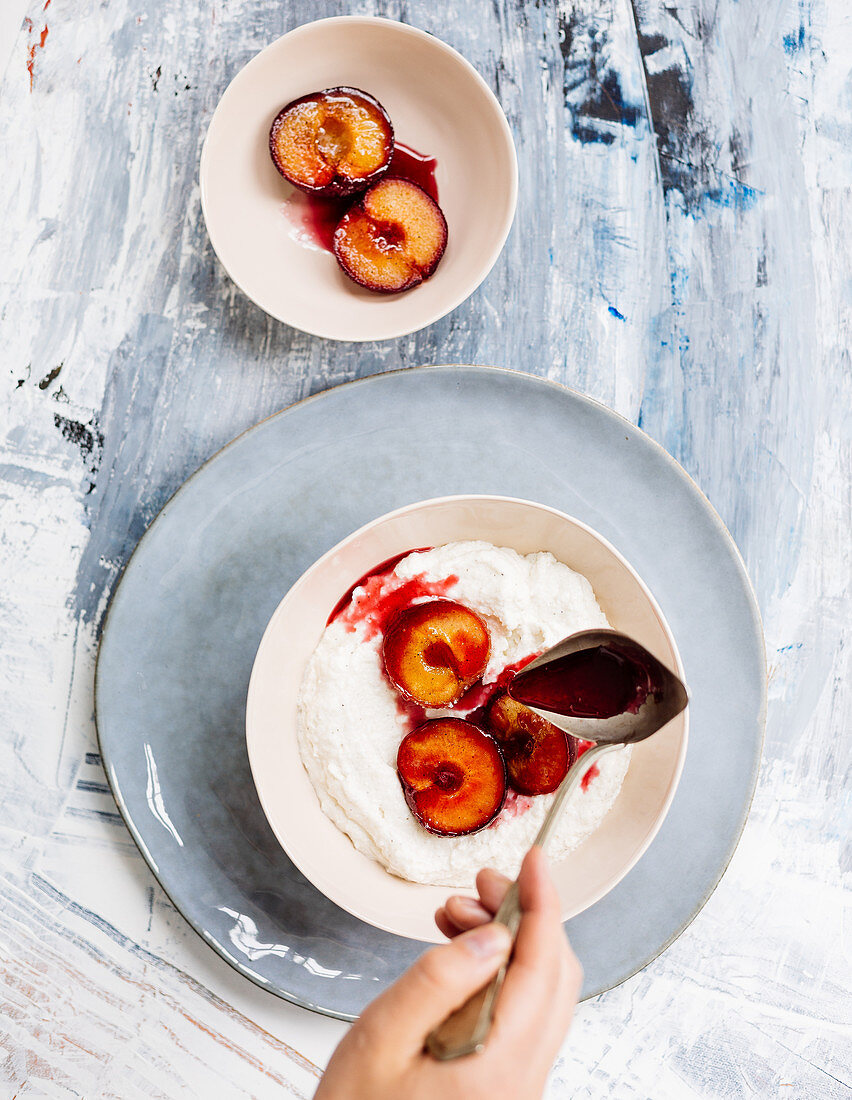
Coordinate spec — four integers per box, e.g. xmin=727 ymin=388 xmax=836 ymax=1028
xmin=1 ymin=0 xmax=849 ymax=1096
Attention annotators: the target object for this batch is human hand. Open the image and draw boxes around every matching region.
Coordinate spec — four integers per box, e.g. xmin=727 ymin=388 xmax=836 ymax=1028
xmin=315 ymin=848 xmax=582 ymax=1100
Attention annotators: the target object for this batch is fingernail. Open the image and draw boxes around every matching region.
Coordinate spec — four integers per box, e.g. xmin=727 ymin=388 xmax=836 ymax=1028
xmin=462 ymin=923 xmax=510 ymax=959
xmin=455 ymin=896 xmax=486 ymax=914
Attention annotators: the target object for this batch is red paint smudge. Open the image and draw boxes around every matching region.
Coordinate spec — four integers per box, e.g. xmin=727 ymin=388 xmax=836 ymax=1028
xmin=26 ymin=21 xmax=48 ymax=92
xmin=43 ymin=0 xmax=51 ymax=10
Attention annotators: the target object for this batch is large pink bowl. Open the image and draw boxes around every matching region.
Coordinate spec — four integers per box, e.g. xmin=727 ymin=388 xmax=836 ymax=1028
xmin=246 ymin=495 xmax=688 ymax=942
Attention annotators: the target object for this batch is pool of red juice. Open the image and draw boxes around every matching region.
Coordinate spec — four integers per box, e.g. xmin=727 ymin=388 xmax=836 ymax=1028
xmin=282 ymin=142 xmax=439 ymax=253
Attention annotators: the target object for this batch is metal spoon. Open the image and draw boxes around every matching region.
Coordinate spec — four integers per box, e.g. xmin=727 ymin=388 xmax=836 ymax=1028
xmin=426 ymin=629 xmax=688 ymax=1060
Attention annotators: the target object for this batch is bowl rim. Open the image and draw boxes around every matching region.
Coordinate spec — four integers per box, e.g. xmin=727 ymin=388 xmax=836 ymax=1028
xmin=199 ymin=16 xmax=520 ymax=342
xmin=246 ymin=492 xmax=689 ymax=939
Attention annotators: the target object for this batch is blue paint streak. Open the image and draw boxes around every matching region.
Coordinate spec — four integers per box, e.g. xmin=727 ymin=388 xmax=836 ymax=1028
xmin=783 ymin=25 xmax=806 ymax=54
xmin=703 ymin=180 xmax=761 ymax=212
xmin=608 ymin=305 xmax=626 ymax=321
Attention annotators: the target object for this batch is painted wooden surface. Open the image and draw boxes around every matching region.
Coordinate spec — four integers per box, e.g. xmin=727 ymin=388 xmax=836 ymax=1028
xmin=1 ymin=0 xmax=849 ymax=1096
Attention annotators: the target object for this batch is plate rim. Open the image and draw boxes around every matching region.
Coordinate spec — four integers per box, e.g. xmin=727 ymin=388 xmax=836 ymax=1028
xmin=94 ymin=363 xmax=767 ymax=1019
xmin=199 ymin=16 xmax=520 ymax=342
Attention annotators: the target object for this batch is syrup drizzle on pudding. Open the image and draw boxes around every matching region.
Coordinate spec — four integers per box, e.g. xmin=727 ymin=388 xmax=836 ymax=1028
xmin=328 ymin=550 xmax=455 ymax=642
xmin=327 ymin=549 xmax=430 ymax=625
xmin=509 ymin=643 xmax=663 ymax=790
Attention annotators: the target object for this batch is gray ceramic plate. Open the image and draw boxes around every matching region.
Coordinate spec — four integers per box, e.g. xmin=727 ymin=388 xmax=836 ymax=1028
xmin=95 ymin=365 xmax=765 ymax=1021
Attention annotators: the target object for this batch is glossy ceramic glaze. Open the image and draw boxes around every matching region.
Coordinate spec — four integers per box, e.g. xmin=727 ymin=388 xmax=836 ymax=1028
xmin=95 ymin=365 xmax=766 ymax=1020
xmin=200 ymin=18 xmax=518 ymax=341
xmin=247 ymin=496 xmax=688 ymax=941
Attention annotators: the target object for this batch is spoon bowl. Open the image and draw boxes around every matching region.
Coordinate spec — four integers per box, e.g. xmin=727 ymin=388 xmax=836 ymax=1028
xmin=510 ymin=629 xmax=690 ymax=745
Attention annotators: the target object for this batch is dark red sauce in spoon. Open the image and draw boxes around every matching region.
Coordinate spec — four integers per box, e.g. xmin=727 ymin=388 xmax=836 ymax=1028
xmin=508 ymin=645 xmax=656 ymax=719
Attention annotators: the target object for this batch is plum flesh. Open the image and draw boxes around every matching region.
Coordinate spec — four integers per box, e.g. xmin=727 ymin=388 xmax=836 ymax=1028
xmin=486 ymin=691 xmax=574 ymax=796
xmin=397 ymin=718 xmax=507 ymax=836
xmin=333 ymin=177 xmax=448 ymax=292
xmin=269 ymin=86 xmax=394 ymax=197
xmin=382 ymin=599 xmax=489 ymax=707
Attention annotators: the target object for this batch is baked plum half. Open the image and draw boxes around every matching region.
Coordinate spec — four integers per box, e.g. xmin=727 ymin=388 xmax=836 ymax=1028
xmin=333 ymin=177 xmax=448 ymax=292
xmin=382 ymin=599 xmax=489 ymax=707
xmin=397 ymin=718 xmax=507 ymax=836
xmin=485 ymin=691 xmax=574 ymax=795
xmin=269 ymin=87 xmax=394 ymax=196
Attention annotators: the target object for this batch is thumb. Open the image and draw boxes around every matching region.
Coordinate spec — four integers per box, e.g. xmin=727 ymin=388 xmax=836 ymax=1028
xmin=360 ymin=922 xmax=512 ymax=1057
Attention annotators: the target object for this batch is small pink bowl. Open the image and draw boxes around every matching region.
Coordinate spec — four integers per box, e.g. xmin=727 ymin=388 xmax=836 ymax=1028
xmin=201 ymin=18 xmax=518 ymax=341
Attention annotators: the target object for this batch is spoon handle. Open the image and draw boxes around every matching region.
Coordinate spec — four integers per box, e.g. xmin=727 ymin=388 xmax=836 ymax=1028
xmin=533 ymin=742 xmax=620 ymax=850
xmin=426 ymin=743 xmax=618 ymax=1060
xmin=425 ymin=879 xmax=522 ymax=1060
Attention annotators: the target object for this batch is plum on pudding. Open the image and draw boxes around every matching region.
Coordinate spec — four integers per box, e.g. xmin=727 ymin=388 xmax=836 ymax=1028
xmin=397 ymin=718 xmax=506 ymax=836
xmin=382 ymin=599 xmax=489 ymax=707
xmin=333 ymin=177 xmax=448 ymax=292
xmin=485 ymin=691 xmax=574 ymax=796
xmin=269 ymin=87 xmax=394 ymax=196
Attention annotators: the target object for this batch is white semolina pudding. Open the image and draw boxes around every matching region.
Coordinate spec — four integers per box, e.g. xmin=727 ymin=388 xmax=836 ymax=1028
xmin=296 ymin=541 xmax=631 ymax=887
